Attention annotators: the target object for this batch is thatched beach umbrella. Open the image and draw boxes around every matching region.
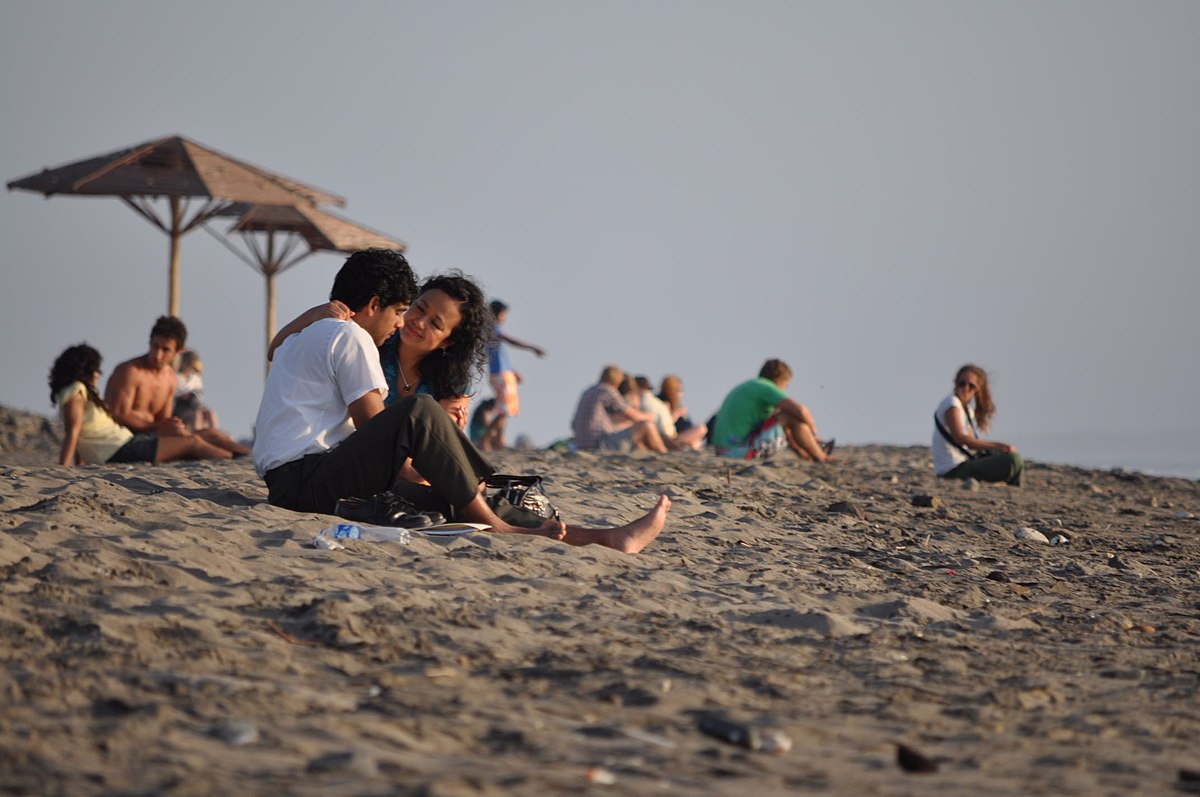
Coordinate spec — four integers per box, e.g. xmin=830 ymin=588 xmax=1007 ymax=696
xmin=6 ymin=134 xmax=344 ymax=316
xmin=206 ymin=202 xmax=405 ymax=369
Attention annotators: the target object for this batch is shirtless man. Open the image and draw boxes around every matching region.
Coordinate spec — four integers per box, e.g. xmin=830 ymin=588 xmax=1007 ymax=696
xmin=105 ymin=316 xmax=250 ymax=456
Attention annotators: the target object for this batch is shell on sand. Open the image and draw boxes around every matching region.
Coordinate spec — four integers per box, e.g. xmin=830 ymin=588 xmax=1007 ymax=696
xmin=1 ymin=414 xmax=1198 ymax=795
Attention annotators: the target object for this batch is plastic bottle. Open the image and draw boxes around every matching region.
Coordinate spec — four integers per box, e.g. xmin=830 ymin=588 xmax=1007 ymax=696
xmin=314 ymin=523 xmax=411 ymax=547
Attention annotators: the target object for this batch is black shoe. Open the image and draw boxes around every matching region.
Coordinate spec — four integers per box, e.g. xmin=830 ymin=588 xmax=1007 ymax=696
xmin=334 ymin=493 xmax=445 ymax=529
xmin=822 ymin=438 xmax=836 ymax=456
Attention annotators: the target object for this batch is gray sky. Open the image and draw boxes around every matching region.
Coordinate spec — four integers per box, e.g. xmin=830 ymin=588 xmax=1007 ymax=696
xmin=3 ymin=1 xmax=1197 ymax=476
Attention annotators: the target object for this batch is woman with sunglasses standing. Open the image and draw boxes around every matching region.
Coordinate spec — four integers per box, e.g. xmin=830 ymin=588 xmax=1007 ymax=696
xmin=931 ymin=364 xmax=1024 ymax=485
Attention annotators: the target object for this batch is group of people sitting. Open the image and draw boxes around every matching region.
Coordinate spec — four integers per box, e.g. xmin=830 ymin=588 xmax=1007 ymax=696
xmin=50 ymin=316 xmax=250 ymax=468
xmin=569 ymin=358 xmax=837 ymax=464
xmin=48 ymin=248 xmax=1024 ymax=557
xmin=567 ymin=369 xmax=708 ymax=454
xmin=568 ymin=358 xmax=1023 ymax=486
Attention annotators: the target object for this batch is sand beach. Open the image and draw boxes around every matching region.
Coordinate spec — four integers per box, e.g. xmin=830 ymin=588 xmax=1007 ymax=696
xmin=1 ymin=405 xmax=1197 ymax=796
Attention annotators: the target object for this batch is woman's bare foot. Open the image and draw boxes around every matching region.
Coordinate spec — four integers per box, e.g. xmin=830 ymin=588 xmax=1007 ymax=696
xmin=560 ymin=494 xmax=672 ymax=554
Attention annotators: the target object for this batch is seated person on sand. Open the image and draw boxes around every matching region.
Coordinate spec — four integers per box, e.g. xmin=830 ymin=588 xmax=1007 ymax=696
xmin=50 ymin=344 xmax=232 ymax=466
xmin=711 ymin=358 xmax=835 ymax=462
xmin=635 ymin=375 xmax=705 ymax=451
xmin=105 ymin=317 xmax=249 ymax=457
xmin=932 ymin=363 xmax=1024 ymax=485
xmin=173 ymin=350 xmax=217 ymax=431
xmin=253 ymin=249 xmax=669 ymax=554
xmin=570 ymin=366 xmax=668 ymax=453
xmin=469 ymin=398 xmax=499 ymax=448
xmin=659 ymin=374 xmax=708 ymax=448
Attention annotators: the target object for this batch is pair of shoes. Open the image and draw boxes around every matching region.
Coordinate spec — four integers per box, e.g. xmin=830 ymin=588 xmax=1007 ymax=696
xmin=333 ymin=493 xmax=445 ymax=529
xmin=822 ymin=438 xmax=836 ymax=456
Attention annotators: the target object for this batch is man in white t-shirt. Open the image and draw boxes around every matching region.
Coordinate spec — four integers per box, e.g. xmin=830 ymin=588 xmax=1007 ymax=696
xmin=252 ymin=249 xmax=671 ymax=553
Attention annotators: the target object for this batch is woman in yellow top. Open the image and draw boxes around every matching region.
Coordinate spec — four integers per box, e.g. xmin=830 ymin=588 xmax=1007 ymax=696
xmin=51 ymin=344 xmax=231 ymax=466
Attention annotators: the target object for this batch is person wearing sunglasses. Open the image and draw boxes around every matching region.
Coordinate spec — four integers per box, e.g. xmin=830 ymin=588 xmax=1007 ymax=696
xmin=931 ymin=364 xmax=1024 ymax=485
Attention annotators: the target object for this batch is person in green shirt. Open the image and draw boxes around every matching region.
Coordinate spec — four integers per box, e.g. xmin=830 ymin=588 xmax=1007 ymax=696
xmin=711 ymin=359 xmax=835 ymax=463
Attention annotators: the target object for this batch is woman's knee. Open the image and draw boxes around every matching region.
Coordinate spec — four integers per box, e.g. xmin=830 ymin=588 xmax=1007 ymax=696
xmin=377 ymin=393 xmax=447 ymax=431
xmin=392 ymin=393 xmax=440 ymax=416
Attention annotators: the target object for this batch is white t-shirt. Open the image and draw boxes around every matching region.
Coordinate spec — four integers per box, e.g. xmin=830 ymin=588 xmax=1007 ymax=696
xmin=252 ymin=318 xmax=387 ymax=476
xmin=639 ymin=392 xmax=677 ymax=439
xmin=931 ymin=393 xmax=975 ymax=476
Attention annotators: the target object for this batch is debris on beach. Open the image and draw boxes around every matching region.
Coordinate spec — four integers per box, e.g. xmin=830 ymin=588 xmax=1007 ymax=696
xmin=210 ymin=719 xmax=259 ymax=746
xmin=697 ymin=714 xmax=792 ymax=754
xmin=1013 ymin=527 xmax=1050 ymax=544
xmin=827 ymin=500 xmax=865 ymax=519
xmin=895 ymin=742 xmax=939 ymax=774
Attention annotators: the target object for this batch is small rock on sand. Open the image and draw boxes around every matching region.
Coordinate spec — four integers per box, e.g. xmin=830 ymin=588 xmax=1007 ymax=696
xmin=828 ymin=501 xmax=866 ymax=519
xmin=1013 ymin=527 xmax=1050 ymax=544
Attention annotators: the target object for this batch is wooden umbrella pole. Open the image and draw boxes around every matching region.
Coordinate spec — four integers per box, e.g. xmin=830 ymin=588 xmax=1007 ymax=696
xmin=168 ymin=196 xmax=183 ymax=316
xmin=264 ymin=229 xmax=277 ymax=378
xmin=265 ymin=272 xmax=276 ymax=379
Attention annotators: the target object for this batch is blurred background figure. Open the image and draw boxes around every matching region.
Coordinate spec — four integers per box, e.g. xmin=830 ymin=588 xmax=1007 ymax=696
xmin=174 ymin=350 xmax=217 ymax=431
xmin=932 ymin=364 xmax=1023 ymax=485
xmin=711 ymin=359 xmax=834 ymax=463
xmin=485 ymin=300 xmax=546 ymax=450
xmin=652 ymin=374 xmax=705 ymax=448
xmin=469 ymin=397 xmax=499 ymax=449
xmin=571 ymin=365 xmax=667 ymax=453
xmin=654 ymin=374 xmax=708 ymax=450
xmin=51 ymin=343 xmax=231 ymax=466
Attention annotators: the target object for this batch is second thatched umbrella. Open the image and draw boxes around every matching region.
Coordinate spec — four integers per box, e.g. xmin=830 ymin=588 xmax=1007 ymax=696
xmin=206 ymin=202 xmax=405 ymax=369
xmin=6 ymin=134 xmax=344 ymax=316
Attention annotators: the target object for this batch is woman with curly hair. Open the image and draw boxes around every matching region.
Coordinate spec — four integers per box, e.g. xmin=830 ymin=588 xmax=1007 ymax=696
xmin=50 ymin=344 xmax=231 ymax=467
xmin=379 ymin=271 xmax=489 ymax=420
xmin=932 ymin=363 xmax=1024 ymax=485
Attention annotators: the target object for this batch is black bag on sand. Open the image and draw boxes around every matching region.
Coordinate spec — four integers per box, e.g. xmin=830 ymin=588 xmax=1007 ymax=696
xmin=485 ymin=474 xmax=560 ymax=528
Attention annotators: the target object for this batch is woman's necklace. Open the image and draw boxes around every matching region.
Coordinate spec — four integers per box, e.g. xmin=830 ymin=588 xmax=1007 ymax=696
xmin=397 ymin=359 xmax=415 ymax=393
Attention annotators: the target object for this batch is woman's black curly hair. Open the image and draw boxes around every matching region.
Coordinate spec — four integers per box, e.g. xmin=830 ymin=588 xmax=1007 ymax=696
xmin=414 ymin=271 xmax=492 ymax=400
xmin=49 ymin=343 xmax=109 ymax=414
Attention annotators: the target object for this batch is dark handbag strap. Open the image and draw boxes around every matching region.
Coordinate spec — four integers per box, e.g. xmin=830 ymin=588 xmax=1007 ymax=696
xmin=485 ymin=474 xmax=543 ymax=489
xmin=934 ymin=406 xmax=978 ymax=460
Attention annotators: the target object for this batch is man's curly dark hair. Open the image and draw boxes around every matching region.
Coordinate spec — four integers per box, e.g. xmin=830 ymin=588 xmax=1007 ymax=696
xmin=416 ymin=271 xmax=492 ymax=400
xmin=49 ymin=343 xmax=110 ymax=414
xmin=150 ymin=316 xmax=188 ymax=349
xmin=330 ymin=248 xmax=418 ymax=312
